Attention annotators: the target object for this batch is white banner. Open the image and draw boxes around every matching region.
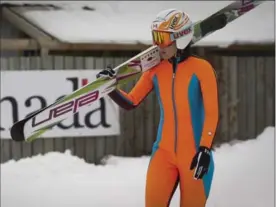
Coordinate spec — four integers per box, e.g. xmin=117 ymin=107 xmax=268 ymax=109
xmin=0 ymin=70 xmax=120 ymax=139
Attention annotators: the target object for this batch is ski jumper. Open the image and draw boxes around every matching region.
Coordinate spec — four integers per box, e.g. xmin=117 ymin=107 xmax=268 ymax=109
xmin=109 ymin=52 xmax=219 ymax=207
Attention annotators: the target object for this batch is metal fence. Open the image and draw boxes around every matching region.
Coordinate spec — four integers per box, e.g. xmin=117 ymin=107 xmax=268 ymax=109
xmin=1 ymin=54 xmax=275 ymax=164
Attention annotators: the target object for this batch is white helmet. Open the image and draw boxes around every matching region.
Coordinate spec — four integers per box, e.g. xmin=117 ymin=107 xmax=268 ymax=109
xmin=151 ymin=8 xmax=194 ymax=50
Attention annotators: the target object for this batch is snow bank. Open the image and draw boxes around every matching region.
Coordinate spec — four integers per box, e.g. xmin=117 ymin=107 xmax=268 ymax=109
xmin=1 ymin=127 xmax=275 ymax=207
xmin=3 ymin=1 xmax=274 ymax=46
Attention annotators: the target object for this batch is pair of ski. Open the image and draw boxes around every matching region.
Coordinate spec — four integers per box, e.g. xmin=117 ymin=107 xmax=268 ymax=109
xmin=10 ymin=0 xmax=265 ymax=142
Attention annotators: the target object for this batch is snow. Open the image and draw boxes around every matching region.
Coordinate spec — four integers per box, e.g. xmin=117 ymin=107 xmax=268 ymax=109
xmin=2 ymin=1 xmax=274 ymax=46
xmin=1 ymin=126 xmax=275 ymax=207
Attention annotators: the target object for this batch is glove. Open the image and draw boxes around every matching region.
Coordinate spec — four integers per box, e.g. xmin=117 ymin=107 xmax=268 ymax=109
xmin=96 ymin=65 xmax=116 ymax=79
xmin=190 ymin=146 xmax=211 ymax=180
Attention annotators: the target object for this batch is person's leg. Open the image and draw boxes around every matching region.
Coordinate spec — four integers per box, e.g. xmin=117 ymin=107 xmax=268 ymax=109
xmin=145 ymin=149 xmax=179 ymax=207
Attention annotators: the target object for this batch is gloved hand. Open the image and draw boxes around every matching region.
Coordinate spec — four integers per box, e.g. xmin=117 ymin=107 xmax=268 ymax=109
xmin=190 ymin=146 xmax=211 ymax=180
xmin=96 ymin=65 xmax=116 ymax=79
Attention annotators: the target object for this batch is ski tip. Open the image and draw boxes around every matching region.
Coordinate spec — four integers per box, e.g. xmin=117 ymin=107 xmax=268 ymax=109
xmin=10 ymin=120 xmax=26 ymax=142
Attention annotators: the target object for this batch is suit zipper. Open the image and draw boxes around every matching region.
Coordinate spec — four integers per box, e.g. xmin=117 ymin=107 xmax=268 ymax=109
xmin=172 ymin=70 xmax=178 ymax=153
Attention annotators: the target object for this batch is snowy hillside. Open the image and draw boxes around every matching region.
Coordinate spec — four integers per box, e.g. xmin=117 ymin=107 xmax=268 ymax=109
xmin=1 ymin=1 xmax=274 ymax=47
xmin=1 ymin=127 xmax=275 ymax=207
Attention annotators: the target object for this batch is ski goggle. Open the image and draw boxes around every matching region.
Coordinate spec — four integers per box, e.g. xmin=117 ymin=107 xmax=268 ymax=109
xmin=152 ymin=30 xmax=173 ymax=48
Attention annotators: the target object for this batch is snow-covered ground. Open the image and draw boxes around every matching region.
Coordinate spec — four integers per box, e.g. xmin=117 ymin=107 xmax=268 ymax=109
xmin=1 ymin=126 xmax=275 ymax=207
xmin=2 ymin=1 xmax=274 ymax=47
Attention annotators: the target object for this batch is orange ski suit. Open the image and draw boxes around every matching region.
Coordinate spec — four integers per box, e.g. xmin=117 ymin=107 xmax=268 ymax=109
xmin=109 ymin=54 xmax=219 ymax=207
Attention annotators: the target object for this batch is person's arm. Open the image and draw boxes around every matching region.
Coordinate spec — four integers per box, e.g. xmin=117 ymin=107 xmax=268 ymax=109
xmin=108 ymin=71 xmax=153 ymax=110
xmin=198 ymin=61 xmax=219 ymax=149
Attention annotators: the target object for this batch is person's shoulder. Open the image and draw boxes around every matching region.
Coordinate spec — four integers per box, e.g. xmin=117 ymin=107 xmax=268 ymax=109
xmin=188 ymin=54 xmax=217 ymax=78
xmin=141 ymin=60 xmax=164 ymax=79
xmin=154 ymin=59 xmax=168 ymax=68
xmin=145 ymin=59 xmax=167 ymax=74
xmin=188 ymin=55 xmax=213 ymax=68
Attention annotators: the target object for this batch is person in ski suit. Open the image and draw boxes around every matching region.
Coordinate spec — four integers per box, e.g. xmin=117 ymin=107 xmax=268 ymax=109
xmin=97 ymin=9 xmax=219 ymax=207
